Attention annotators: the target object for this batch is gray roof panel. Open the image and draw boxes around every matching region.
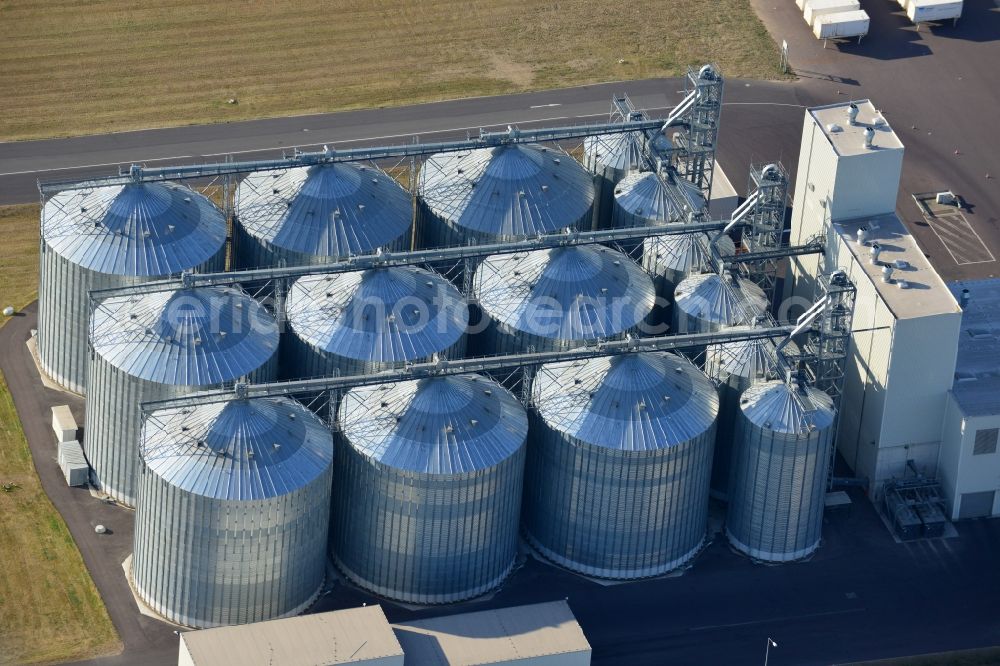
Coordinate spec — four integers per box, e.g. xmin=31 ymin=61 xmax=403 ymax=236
xmin=584 ymin=132 xmax=647 ymax=172
xmin=90 ymin=286 xmax=279 ymax=385
xmin=418 ymin=144 xmax=594 ymax=236
xmin=286 ymin=266 xmax=468 ymax=363
xmin=236 ymin=163 xmax=412 ymax=258
xmin=643 ymin=233 xmax=735 ymax=276
xmin=615 ymin=171 xmax=707 ymax=223
xmin=339 ymin=374 xmax=528 ymax=475
xmin=474 ymin=245 xmax=655 ymax=341
xmin=142 ymin=397 xmax=333 ymax=500
xmin=42 ymin=182 xmax=227 ymax=276
xmin=533 ymin=352 xmax=719 ymax=451
xmin=674 ymin=272 xmax=768 ymax=327
xmin=706 ymin=327 xmax=776 ymax=380
xmin=740 ymin=380 xmax=836 ymax=434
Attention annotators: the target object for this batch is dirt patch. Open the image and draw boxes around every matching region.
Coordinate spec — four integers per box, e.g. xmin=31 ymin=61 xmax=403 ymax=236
xmin=486 ymin=52 xmax=536 ymax=88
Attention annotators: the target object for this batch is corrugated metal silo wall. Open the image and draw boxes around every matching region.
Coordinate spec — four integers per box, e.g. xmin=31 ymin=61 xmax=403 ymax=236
xmin=414 ymin=197 xmax=595 ymax=251
xmin=708 ymin=370 xmax=753 ymax=501
xmin=640 ymin=238 xmax=692 ymax=331
xmin=330 ymin=441 xmax=526 ymax=604
xmin=609 ymin=195 xmax=664 ymax=257
xmin=585 ymin=156 xmax=627 ymax=232
xmin=36 ymin=243 xmax=226 ymax=396
xmin=132 ymin=462 xmax=332 ymax=628
xmin=610 ymin=198 xmax=659 ymax=232
xmin=414 ymin=198 xmax=471 ymax=251
xmin=673 ymin=300 xmax=726 ymax=338
xmin=84 ymin=353 xmax=277 ymax=507
xmin=473 ymin=319 xmax=633 ymax=357
xmin=726 ymin=417 xmax=834 ymax=562
xmin=522 ymin=412 xmax=716 ymax=579
xmin=280 ymin=327 xmax=468 ymax=382
xmin=232 ymin=218 xmax=413 ymax=271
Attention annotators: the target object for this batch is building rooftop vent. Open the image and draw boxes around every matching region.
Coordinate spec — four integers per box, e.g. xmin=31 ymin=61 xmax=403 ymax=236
xmin=864 ymin=127 xmax=876 ymax=149
xmin=847 ymin=103 xmax=860 ymax=125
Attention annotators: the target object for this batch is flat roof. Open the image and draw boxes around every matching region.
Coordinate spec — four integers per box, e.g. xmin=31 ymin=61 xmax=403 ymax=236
xmin=810 ymin=99 xmax=903 ymax=158
xmin=834 ymin=213 xmax=959 ymax=319
xmin=180 ymin=606 xmax=404 ymax=666
xmin=392 ymin=601 xmax=591 ymax=665
xmin=948 ymin=278 xmax=1000 ymax=416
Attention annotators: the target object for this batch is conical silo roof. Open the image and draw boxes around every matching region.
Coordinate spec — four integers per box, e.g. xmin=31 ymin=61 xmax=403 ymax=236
xmin=338 ymin=374 xmax=528 ymax=475
xmin=141 ymin=397 xmax=333 ymax=500
xmin=419 ymin=144 xmax=594 ymax=237
xmin=474 ymin=245 xmax=655 ymax=341
xmin=236 ymin=163 xmax=412 ymax=258
xmin=584 ymin=132 xmax=647 ymax=173
xmin=643 ymin=233 xmax=735 ymax=277
xmin=286 ymin=266 xmax=468 ymax=364
xmin=615 ymin=171 xmax=707 ymax=224
xmin=706 ymin=328 xmax=775 ymax=380
xmin=740 ymin=380 xmax=836 ymax=435
xmin=532 ymin=352 xmax=719 ymax=451
xmin=90 ymin=286 xmax=279 ymax=385
xmin=673 ymin=273 xmax=767 ymax=328
xmin=42 ymin=182 xmax=226 ymax=275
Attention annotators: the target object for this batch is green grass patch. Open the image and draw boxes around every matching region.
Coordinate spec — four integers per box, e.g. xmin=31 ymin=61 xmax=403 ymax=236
xmin=0 ymin=206 xmax=120 ymax=663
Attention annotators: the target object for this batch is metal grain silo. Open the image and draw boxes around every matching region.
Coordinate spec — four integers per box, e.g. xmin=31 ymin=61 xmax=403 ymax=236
xmin=38 ymin=181 xmax=227 ymax=395
xmin=672 ymin=272 xmax=767 ymax=336
xmin=416 ymin=144 xmax=594 ymax=249
xmin=642 ymin=233 xmax=735 ymax=304
xmin=331 ymin=374 xmax=528 ymax=604
xmin=85 ymin=286 xmax=279 ymax=506
xmin=584 ymin=131 xmax=645 ymax=230
xmin=524 ymin=352 xmax=719 ymax=579
xmin=472 ymin=244 xmax=656 ymax=354
xmin=704 ymin=331 xmax=775 ymax=501
xmin=133 ymin=396 xmax=333 ymax=628
xmin=726 ymin=379 xmax=836 ymax=562
xmin=283 ymin=265 xmax=468 ymax=380
xmin=234 ymin=163 xmax=412 ymax=270
xmin=611 ymin=170 xmax=707 ymax=231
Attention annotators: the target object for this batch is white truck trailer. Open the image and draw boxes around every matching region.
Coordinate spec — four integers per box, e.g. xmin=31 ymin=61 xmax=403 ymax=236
xmin=813 ymin=9 xmax=871 ymax=45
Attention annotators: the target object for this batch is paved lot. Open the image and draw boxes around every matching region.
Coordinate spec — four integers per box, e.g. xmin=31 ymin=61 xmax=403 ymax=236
xmin=0 ymin=305 xmax=178 ymax=666
xmin=3 ymin=306 xmax=1000 ymax=666
xmin=749 ymin=0 xmax=1000 ymax=281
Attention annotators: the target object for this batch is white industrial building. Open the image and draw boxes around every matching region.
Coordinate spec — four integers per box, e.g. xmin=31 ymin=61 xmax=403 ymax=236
xmin=788 ymin=99 xmax=963 ymax=496
xmin=787 ymin=99 xmax=1000 ymax=521
xmin=939 ymin=280 xmax=1000 ymax=519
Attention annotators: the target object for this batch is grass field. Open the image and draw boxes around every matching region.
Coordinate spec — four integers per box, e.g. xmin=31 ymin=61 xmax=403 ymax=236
xmin=0 ymin=0 xmax=781 ymax=141
xmin=0 ymin=204 xmax=120 ymax=665
xmin=0 ymin=206 xmax=39 ymax=313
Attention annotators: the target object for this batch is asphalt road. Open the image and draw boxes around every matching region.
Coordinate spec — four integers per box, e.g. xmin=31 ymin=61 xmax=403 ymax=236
xmin=3 ymin=4 xmax=996 ymax=282
xmin=0 ymin=78 xmax=691 ymax=204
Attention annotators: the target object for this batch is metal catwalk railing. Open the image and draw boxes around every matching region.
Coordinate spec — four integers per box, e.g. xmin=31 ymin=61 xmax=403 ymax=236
xmin=39 ymin=118 xmax=675 ymax=194
xmin=141 ymin=325 xmax=795 ymax=411
xmin=87 ymin=220 xmax=730 ymax=302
